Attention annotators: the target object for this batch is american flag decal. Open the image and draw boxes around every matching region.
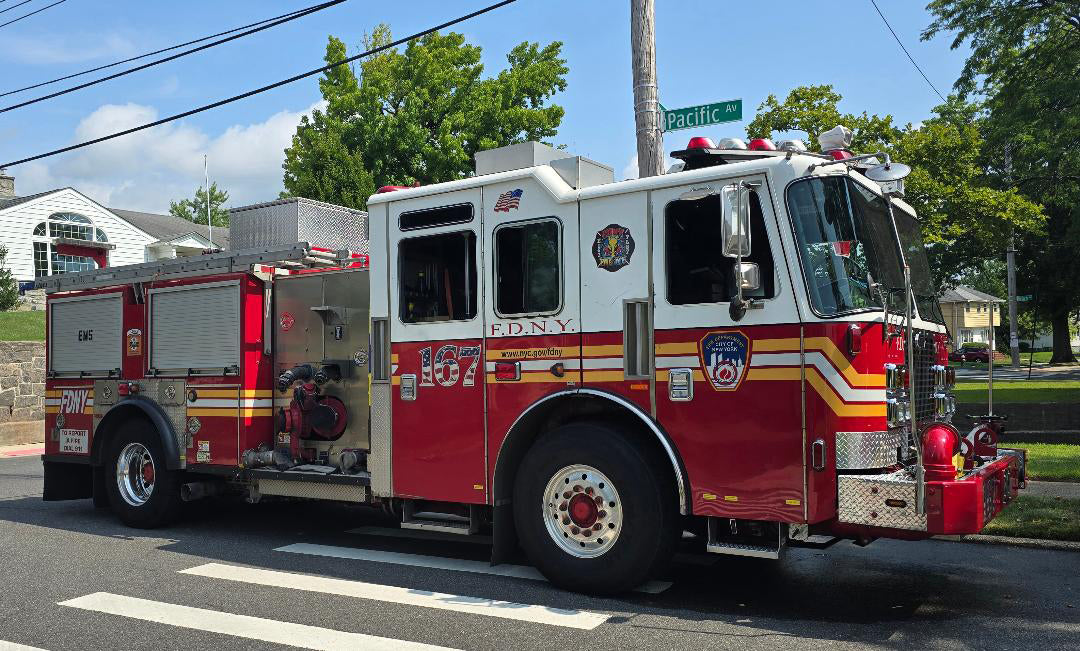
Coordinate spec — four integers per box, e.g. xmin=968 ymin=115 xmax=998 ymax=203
xmin=493 ymin=188 xmax=523 ymax=212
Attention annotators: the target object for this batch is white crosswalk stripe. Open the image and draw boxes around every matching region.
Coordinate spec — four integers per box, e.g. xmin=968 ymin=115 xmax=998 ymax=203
xmin=181 ymin=562 xmax=608 ymax=630
xmin=0 ymin=641 xmax=49 ymax=651
xmin=58 ymin=592 xmax=456 ymax=651
xmin=275 ymin=542 xmax=672 ymax=594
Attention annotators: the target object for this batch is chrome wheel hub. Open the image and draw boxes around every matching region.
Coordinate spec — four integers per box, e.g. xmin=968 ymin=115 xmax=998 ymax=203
xmin=116 ymin=442 xmax=155 ymax=507
xmin=542 ymin=464 xmax=622 ymax=558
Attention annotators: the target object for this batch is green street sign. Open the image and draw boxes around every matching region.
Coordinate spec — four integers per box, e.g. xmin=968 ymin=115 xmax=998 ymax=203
xmin=1016 ymin=294 xmax=1033 ymax=302
xmin=661 ymin=99 xmax=743 ymax=133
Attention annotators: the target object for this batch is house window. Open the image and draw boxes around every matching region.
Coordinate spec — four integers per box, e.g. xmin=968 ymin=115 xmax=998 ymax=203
xmin=31 ymin=212 xmax=105 ymax=277
xmin=33 ymin=242 xmax=49 ymax=277
xmin=494 ymin=218 xmax=561 ymax=317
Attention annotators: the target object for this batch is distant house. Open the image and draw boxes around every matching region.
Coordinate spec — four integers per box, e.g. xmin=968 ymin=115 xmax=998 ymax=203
xmin=0 ymin=172 xmax=227 ymax=284
xmin=939 ymin=286 xmax=1002 ymax=348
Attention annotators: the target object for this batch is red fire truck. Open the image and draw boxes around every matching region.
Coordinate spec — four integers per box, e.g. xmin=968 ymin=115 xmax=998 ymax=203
xmin=37 ymin=132 xmax=1025 ymax=595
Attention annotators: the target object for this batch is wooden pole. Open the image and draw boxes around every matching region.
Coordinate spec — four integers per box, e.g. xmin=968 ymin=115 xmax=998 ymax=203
xmin=631 ymin=0 xmax=663 ymax=178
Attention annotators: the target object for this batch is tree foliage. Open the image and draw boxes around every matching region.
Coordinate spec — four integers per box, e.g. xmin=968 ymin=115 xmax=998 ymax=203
xmin=0 ymin=245 xmax=19 ymax=312
xmin=283 ymin=27 xmax=568 ymax=208
xmin=925 ymin=0 xmax=1080 ymax=361
xmin=747 ymin=85 xmax=1043 ymax=287
xmin=169 ymin=182 xmax=230 ymax=229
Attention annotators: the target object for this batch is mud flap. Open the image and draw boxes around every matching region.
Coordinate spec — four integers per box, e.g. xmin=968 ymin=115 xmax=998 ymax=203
xmin=490 ymin=500 xmax=518 ymax=566
xmin=42 ymin=460 xmax=92 ymax=501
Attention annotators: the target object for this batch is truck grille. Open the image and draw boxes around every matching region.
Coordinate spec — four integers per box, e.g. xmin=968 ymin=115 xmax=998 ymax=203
xmin=911 ymin=330 xmax=937 ymax=424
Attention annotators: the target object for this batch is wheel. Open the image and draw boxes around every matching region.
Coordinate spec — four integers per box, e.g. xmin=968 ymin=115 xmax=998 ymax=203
xmin=513 ymin=422 xmax=678 ymax=595
xmin=105 ymin=419 xmax=182 ymax=528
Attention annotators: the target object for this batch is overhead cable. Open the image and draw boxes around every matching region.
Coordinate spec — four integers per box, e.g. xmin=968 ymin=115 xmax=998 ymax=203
xmin=1 ymin=4 xmax=338 ymax=98
xmin=0 ymin=0 xmax=65 ymax=30
xmin=0 ymin=0 xmax=347 ymax=113
xmin=0 ymin=0 xmax=35 ymax=17
xmin=868 ymin=0 xmax=946 ymax=102
xmin=0 ymin=0 xmax=517 ymax=168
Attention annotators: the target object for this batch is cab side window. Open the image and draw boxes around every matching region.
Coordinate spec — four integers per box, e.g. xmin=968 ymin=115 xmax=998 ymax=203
xmin=494 ymin=219 xmax=561 ymax=316
xmin=399 ymin=231 xmax=477 ymax=323
xmin=666 ymin=190 xmax=775 ymax=305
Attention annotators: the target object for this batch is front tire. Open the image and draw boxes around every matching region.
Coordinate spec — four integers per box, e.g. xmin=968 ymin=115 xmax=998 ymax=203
xmin=105 ymin=419 xmax=181 ymax=528
xmin=513 ymin=423 xmax=678 ymax=594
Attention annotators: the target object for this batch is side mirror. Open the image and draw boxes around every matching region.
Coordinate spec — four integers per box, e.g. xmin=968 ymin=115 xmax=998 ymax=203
xmin=721 ymin=184 xmax=751 ymax=258
xmin=736 ymin=262 xmax=761 ymax=292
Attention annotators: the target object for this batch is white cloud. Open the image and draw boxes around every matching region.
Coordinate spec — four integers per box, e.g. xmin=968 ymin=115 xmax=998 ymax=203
xmin=621 ymin=154 xmax=638 ymax=181
xmin=14 ymin=101 xmax=325 ymax=213
xmin=0 ymin=33 xmax=136 ymax=65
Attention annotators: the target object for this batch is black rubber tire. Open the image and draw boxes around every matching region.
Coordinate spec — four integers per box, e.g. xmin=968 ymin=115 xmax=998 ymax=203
xmin=104 ymin=419 xmax=182 ymax=528
xmin=513 ymin=422 xmax=679 ymax=595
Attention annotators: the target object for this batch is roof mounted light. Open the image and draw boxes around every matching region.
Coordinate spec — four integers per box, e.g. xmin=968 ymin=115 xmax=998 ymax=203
xmin=686 ymin=136 xmax=717 ymax=150
xmin=818 ymin=125 xmax=853 ymax=151
xmin=747 ymin=138 xmax=776 ymax=151
xmin=829 ymin=149 xmax=853 ymax=160
xmin=717 ymin=137 xmax=747 ymax=150
xmin=776 ymin=139 xmax=807 ymax=152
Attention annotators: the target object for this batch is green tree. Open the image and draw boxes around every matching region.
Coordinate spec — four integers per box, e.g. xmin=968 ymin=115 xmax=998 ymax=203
xmin=169 ymin=182 xmax=230 ymax=228
xmin=0 ymin=245 xmax=19 ymax=311
xmin=925 ymin=0 xmax=1080 ymax=362
xmin=747 ymin=86 xmax=1042 ymax=288
xmin=283 ymin=27 xmax=568 ymax=207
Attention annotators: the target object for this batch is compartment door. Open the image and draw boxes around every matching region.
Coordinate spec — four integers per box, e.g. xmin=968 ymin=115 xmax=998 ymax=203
xmin=49 ymin=293 xmax=123 ymax=375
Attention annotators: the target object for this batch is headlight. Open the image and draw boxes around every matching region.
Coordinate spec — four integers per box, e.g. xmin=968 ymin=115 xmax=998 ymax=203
xmin=931 ymin=364 xmax=946 ymax=388
xmin=945 ymin=366 xmax=956 ymax=388
xmin=885 ymin=364 xmax=908 ymax=391
xmin=887 ymin=397 xmax=911 ymax=428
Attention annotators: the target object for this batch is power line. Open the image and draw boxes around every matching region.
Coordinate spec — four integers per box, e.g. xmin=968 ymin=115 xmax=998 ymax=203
xmin=0 ymin=0 xmax=518 ymax=168
xmin=0 ymin=0 xmax=346 ymax=114
xmin=868 ymin=0 xmax=946 ymax=103
xmin=1 ymin=4 xmax=337 ymax=99
xmin=0 ymin=0 xmax=65 ymax=30
xmin=0 ymin=0 xmax=35 ymax=17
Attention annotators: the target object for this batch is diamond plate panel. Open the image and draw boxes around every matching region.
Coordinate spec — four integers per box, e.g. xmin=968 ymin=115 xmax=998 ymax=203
xmin=837 ymin=471 xmax=927 ymax=531
xmin=835 ymin=430 xmax=906 ymax=469
xmin=228 ymin=198 xmax=368 ymax=253
xmin=369 ymin=382 xmax=392 ymax=497
xmin=92 ymin=379 xmax=188 ymax=467
xmin=257 ymin=479 xmax=368 ymax=502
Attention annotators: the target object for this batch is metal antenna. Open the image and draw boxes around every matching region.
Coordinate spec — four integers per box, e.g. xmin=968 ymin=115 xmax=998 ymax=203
xmin=204 ymin=154 xmax=213 ymax=250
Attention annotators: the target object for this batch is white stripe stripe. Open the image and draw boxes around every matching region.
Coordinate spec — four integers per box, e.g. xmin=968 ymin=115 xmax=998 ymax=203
xmin=655 ymin=355 xmax=699 ymax=369
xmin=0 ymin=641 xmax=49 ymax=650
xmin=275 ymin=543 xmax=671 ymax=594
xmin=186 ymin=399 xmax=239 ymax=408
xmin=181 ymin=563 xmax=607 ymax=630
xmin=44 ymin=399 xmax=60 ymax=406
xmin=485 ymin=359 xmax=580 ymax=372
xmin=59 ymin=592 xmax=453 ymax=651
xmin=581 ymin=357 xmax=623 ymax=370
xmin=750 ymin=352 xmax=885 ymax=402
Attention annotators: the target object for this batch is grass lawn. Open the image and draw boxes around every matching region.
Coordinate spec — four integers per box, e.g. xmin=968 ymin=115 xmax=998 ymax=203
xmin=955 ymin=352 xmax=1071 ymax=370
xmin=0 ymin=311 xmax=44 ymax=341
xmin=983 ymin=495 xmax=1080 ymax=542
xmin=953 ymin=379 xmax=1080 ymax=404
xmin=1010 ymin=442 xmax=1080 ymax=482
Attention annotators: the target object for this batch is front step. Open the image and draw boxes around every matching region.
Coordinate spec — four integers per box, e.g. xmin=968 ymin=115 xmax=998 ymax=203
xmin=401 ymin=501 xmax=479 ymax=535
xmin=705 ymin=518 xmax=784 ymax=559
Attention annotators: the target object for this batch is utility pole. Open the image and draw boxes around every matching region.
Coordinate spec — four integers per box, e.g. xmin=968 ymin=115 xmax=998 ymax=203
xmin=631 ymin=0 xmax=663 ymax=178
xmin=1007 ymin=234 xmax=1020 ymax=368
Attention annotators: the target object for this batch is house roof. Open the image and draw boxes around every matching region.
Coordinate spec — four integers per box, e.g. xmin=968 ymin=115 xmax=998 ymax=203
xmin=0 ymin=188 xmax=63 ymax=211
xmin=940 ymin=285 xmax=1004 ymax=303
xmin=109 ymin=208 xmax=229 ymax=248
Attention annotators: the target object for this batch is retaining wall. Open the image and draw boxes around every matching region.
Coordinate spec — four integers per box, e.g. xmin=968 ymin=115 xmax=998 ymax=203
xmin=0 ymin=341 xmax=45 ymax=445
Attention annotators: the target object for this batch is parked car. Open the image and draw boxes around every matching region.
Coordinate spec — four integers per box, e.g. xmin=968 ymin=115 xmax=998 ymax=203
xmin=949 ymin=347 xmax=991 ymax=363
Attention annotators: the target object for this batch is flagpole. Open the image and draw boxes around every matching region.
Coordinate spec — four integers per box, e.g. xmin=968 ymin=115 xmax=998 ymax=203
xmin=204 ymin=154 xmax=212 ymax=249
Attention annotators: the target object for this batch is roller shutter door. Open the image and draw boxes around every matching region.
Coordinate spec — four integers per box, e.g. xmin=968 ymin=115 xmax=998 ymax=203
xmin=49 ymin=294 xmax=122 ymax=373
xmin=150 ymin=283 xmax=240 ymax=371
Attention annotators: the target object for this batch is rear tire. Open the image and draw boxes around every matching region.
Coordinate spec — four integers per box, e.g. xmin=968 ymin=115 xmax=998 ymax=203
xmin=104 ymin=419 xmax=182 ymax=528
xmin=513 ymin=422 xmax=678 ymax=595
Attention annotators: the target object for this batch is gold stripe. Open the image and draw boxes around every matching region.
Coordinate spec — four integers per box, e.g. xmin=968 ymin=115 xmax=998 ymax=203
xmin=655 ymin=342 xmax=697 ymax=355
xmin=241 ymin=408 xmax=274 ymax=417
xmin=656 ymin=369 xmax=706 ymax=383
xmin=45 ymin=389 xmax=95 ymax=397
xmin=746 ymin=367 xmax=801 ymax=382
xmin=582 ymin=370 xmax=628 ymax=382
xmin=485 ymin=346 xmax=580 ymax=361
xmin=45 ymin=406 xmax=58 ymax=414
xmin=391 ymin=376 xmax=401 ymax=386
xmin=753 ymin=337 xmax=885 ymax=388
xmin=391 ymin=353 xmax=400 ymax=363
xmin=190 ymin=389 xmax=240 ymax=398
xmin=485 ymin=373 xmax=567 ymax=384
xmin=185 ymin=408 xmax=239 ymax=417
xmin=240 ymin=389 xmax=274 ymax=398
xmin=805 ymin=367 xmax=885 ymax=418
xmin=581 ymin=345 xmax=623 ymax=358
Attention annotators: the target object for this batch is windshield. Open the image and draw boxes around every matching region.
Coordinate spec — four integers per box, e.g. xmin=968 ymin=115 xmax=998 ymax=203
xmin=893 ymin=207 xmax=944 ymax=323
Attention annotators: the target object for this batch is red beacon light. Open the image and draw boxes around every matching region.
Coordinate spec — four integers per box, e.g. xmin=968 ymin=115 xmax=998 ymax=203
xmin=685 ymin=136 xmax=716 ymax=150
xmin=828 ymin=149 xmax=853 ymax=160
xmin=747 ymin=138 xmax=776 ymax=151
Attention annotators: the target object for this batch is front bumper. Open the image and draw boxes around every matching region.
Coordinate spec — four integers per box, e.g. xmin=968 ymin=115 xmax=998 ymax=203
xmin=836 ymin=448 xmax=1025 ymax=535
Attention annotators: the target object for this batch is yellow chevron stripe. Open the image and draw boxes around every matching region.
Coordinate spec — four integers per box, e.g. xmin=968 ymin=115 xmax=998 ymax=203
xmin=752 ymin=337 xmax=885 ymax=388
xmin=748 ymin=366 xmax=884 ymax=418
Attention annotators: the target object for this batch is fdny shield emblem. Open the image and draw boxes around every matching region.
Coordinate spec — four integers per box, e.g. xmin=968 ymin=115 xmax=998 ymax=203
xmin=592 ymin=224 xmax=635 ymax=272
xmin=699 ymin=331 xmax=750 ymax=391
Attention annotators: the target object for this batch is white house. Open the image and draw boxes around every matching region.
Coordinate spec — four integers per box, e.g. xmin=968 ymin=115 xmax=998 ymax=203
xmin=0 ymin=173 xmax=227 ymax=284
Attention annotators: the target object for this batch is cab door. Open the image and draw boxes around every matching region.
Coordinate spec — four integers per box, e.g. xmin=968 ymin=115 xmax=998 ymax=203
xmin=650 ymin=174 xmax=805 ymax=521
xmin=388 ymin=189 xmax=487 ymax=504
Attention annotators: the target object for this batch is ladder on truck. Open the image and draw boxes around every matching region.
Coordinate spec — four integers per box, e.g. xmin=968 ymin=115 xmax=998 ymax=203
xmin=34 ymin=243 xmax=350 ymax=293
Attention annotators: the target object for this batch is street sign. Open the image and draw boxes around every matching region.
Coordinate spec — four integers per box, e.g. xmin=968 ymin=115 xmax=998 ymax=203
xmin=1016 ymin=295 xmax=1033 ymax=302
xmin=661 ymin=99 xmax=742 ymax=132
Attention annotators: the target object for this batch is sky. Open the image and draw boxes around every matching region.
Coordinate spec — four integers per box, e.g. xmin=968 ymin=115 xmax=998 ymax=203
xmin=0 ymin=0 xmax=973 ymax=215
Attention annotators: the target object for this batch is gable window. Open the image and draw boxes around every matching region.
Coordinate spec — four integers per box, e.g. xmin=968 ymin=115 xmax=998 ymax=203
xmin=495 ymin=218 xmax=561 ymax=317
xmin=31 ymin=212 xmax=105 ymax=276
xmin=666 ymin=189 xmax=776 ymax=305
xmin=399 ymin=231 xmax=477 ymax=323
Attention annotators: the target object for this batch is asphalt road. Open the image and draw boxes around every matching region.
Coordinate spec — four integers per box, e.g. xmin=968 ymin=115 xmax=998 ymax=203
xmin=1 ymin=455 xmax=1078 ymax=651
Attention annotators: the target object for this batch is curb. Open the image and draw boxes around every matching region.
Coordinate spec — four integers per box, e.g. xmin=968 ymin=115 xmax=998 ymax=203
xmin=936 ymin=534 xmax=1080 ymax=552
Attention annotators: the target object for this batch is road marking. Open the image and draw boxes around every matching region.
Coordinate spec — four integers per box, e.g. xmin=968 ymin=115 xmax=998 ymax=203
xmin=59 ymin=592 xmax=455 ymax=651
xmin=181 ymin=563 xmax=608 ymax=630
xmin=275 ymin=543 xmax=672 ymax=594
xmin=0 ymin=446 xmax=44 ymax=459
xmin=347 ymin=525 xmax=492 ymax=545
xmin=0 ymin=641 xmax=49 ymax=650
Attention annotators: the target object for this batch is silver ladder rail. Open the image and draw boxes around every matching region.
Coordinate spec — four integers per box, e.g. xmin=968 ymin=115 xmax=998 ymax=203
xmin=34 ymin=243 xmax=347 ymax=293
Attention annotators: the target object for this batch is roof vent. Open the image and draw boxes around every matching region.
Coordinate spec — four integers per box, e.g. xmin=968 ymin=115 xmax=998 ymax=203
xmin=474 ymin=142 xmax=613 ymax=189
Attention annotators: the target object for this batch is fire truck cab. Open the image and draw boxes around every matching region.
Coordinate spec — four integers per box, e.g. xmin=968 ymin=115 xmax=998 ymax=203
xmin=38 ymin=135 xmax=1025 ymax=595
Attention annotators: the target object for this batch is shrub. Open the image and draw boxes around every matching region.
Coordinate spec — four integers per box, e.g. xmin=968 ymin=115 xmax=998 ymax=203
xmin=0 ymin=245 xmax=19 ymax=312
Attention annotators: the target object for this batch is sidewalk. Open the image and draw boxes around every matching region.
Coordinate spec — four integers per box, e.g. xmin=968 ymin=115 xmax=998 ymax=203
xmin=0 ymin=443 xmax=44 ymax=458
xmin=1025 ymin=480 xmax=1080 ymax=500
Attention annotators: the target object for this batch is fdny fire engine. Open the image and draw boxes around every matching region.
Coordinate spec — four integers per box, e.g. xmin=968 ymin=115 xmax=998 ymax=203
xmin=37 ymin=129 xmax=1025 ymax=595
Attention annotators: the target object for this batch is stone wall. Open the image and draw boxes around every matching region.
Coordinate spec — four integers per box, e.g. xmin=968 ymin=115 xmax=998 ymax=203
xmin=0 ymin=341 xmax=45 ymax=424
